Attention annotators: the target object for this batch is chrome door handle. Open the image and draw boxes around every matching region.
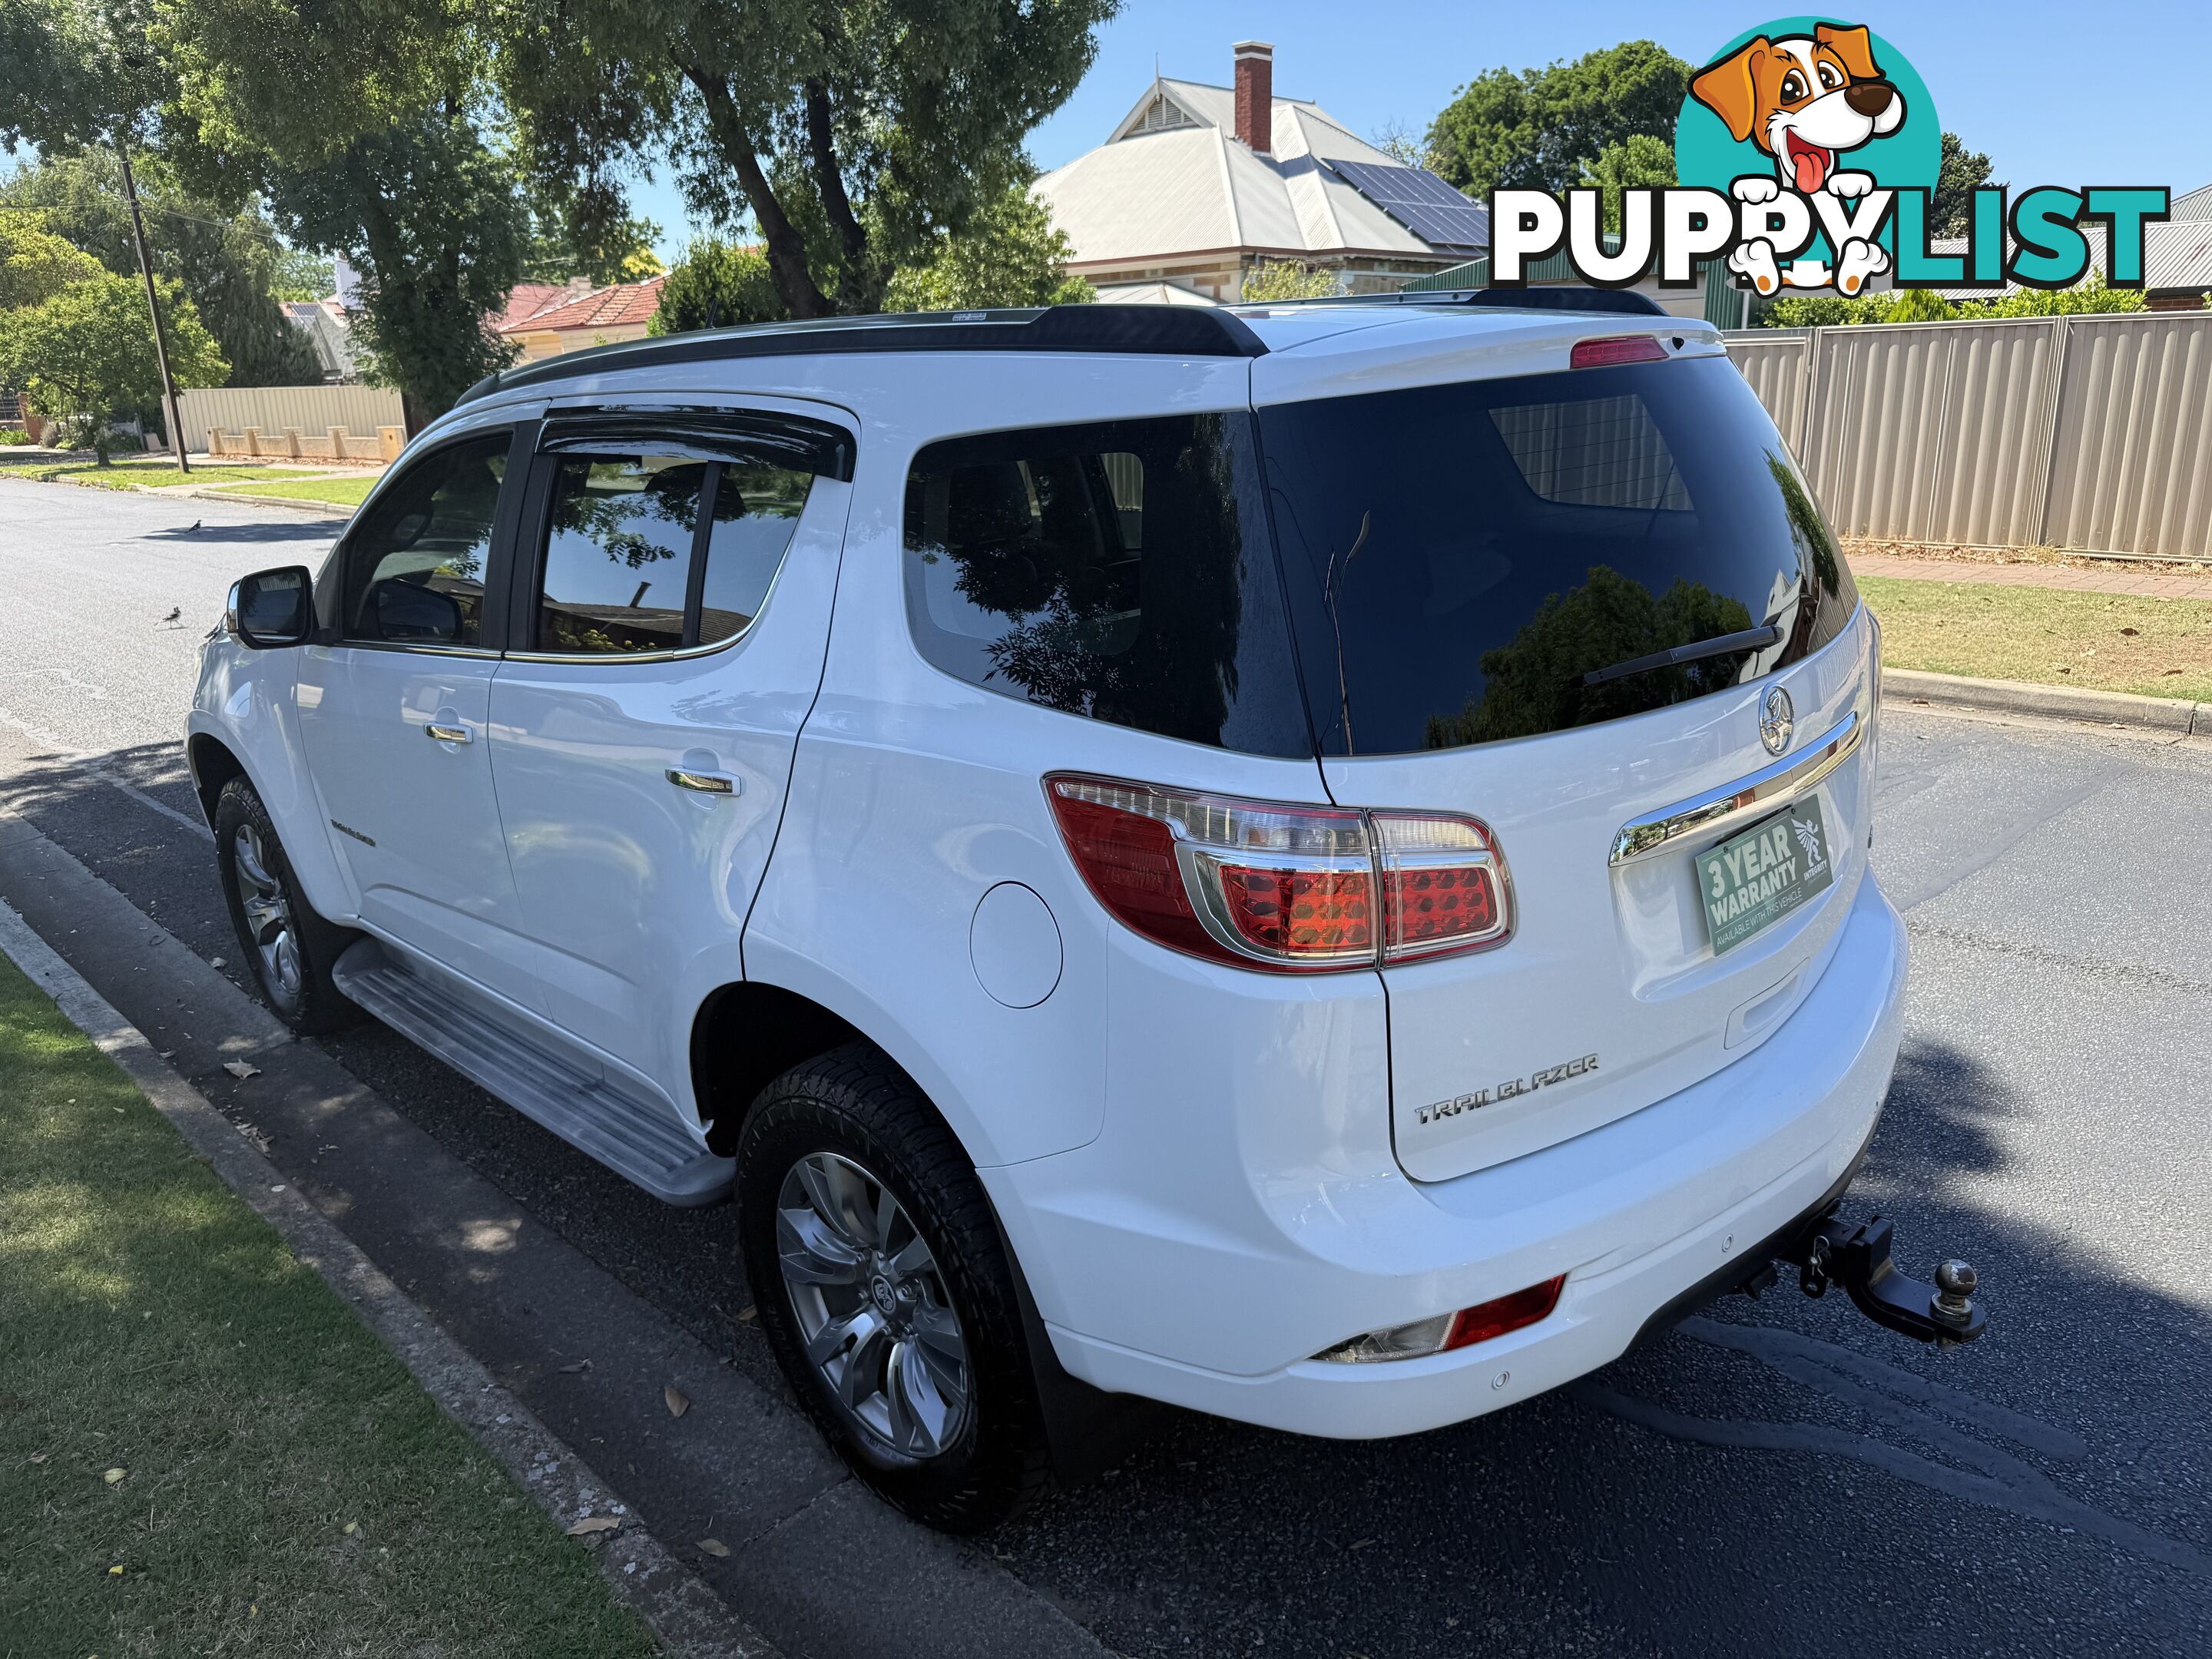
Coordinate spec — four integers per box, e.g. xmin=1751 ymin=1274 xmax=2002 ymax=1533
xmin=665 ymin=767 xmax=738 ymax=796
xmin=424 ymin=722 xmax=473 ymax=744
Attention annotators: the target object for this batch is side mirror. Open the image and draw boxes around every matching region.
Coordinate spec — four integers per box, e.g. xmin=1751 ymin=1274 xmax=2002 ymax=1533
xmin=230 ymin=566 xmax=314 ymax=648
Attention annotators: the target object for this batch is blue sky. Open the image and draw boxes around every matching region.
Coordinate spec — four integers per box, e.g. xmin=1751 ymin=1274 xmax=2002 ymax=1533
xmin=632 ymin=0 xmax=2204 ymax=263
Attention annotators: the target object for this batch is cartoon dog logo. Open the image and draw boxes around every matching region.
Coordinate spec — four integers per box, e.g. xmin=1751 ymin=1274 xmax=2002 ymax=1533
xmin=1691 ymin=23 xmax=1906 ymax=296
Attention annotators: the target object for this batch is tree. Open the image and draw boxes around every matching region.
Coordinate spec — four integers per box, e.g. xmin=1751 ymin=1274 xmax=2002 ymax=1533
xmin=1967 ymin=269 xmax=2147 ymax=317
xmin=262 ymin=114 xmax=528 ymax=429
xmin=1428 ymin=41 xmax=1690 ymax=200
xmin=0 ymin=211 xmax=104 ymax=310
xmin=1370 ymin=118 xmax=1437 ymax=171
xmin=649 ymin=237 xmax=787 ymax=333
xmin=0 ymin=270 xmax=226 ymax=459
xmin=1240 ymin=260 xmax=1342 ymax=302
xmin=522 ymin=200 xmax=666 ymax=286
xmin=270 ymin=245 xmax=333 ymax=303
xmin=1579 ymin=133 xmax=1676 ymax=234
xmin=883 ymin=185 xmax=1092 ymax=311
xmin=1931 ymin=132 xmax=2002 ymax=241
xmin=494 ymin=0 xmax=1118 ymax=321
xmin=154 ymin=0 xmax=530 ymax=424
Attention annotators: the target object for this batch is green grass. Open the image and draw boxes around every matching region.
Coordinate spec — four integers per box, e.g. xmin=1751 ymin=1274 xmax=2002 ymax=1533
xmin=0 ymin=456 xmax=313 ymax=489
xmin=1863 ymin=575 xmax=2212 ymax=703
xmin=0 ymin=957 xmax=657 ymax=1659
xmin=210 ymin=472 xmax=379 ymax=508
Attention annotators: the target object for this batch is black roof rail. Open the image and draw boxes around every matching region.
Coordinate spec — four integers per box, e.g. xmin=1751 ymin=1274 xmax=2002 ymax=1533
xmin=458 ymin=304 xmax=1270 ymax=406
xmin=1249 ymin=286 xmax=1671 ymax=318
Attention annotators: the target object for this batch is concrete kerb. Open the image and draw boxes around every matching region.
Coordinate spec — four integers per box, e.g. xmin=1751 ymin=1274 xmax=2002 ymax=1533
xmin=1885 ymin=668 xmax=2207 ymax=736
xmin=0 ymin=893 xmax=782 ymax=1659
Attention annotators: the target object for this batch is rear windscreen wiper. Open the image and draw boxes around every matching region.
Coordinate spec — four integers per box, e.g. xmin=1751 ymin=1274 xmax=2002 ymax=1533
xmin=1581 ymin=624 xmax=1784 ymax=690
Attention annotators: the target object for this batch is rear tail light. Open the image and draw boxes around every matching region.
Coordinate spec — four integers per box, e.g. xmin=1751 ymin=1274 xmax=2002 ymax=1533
xmin=1570 ymin=333 xmax=1667 ymax=368
xmin=1314 ymin=1276 xmax=1565 ymax=1363
xmin=1046 ymin=775 xmax=1509 ymax=973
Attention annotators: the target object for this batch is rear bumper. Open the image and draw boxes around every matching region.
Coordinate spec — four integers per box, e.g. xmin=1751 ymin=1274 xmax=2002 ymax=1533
xmin=1012 ymin=870 xmax=1908 ymax=1439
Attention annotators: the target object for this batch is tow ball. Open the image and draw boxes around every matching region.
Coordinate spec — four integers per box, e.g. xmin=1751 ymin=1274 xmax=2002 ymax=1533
xmin=1779 ymin=1209 xmax=1987 ymax=1348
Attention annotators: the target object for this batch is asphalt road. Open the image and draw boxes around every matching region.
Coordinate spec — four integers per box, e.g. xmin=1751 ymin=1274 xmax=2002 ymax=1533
xmin=5 ymin=475 xmax=2209 ymax=1657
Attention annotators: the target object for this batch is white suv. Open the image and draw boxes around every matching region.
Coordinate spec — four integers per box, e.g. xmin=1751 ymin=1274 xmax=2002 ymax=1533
xmin=190 ymin=299 xmax=1936 ymax=1532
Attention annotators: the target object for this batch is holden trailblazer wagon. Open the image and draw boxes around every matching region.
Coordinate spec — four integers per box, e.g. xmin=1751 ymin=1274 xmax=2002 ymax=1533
xmin=190 ymin=296 xmax=1982 ymax=1532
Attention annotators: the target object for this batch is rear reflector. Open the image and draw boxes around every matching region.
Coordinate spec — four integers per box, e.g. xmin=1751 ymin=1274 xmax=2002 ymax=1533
xmin=1313 ymin=1275 xmax=1566 ymax=1363
xmin=1570 ymin=334 xmax=1668 ymax=368
xmin=1441 ymin=1276 xmax=1566 ymax=1350
xmin=1046 ymin=775 xmax=1510 ymax=974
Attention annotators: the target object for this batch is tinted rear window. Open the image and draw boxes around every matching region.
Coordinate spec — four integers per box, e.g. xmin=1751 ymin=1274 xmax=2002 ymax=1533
xmin=1260 ymin=356 xmax=1858 ymax=756
xmin=902 ymin=414 xmax=1308 ymax=757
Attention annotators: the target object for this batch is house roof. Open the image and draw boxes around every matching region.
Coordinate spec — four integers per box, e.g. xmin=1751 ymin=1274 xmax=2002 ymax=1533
xmin=1092 ymin=280 xmax=1221 ymax=306
xmin=1035 ymin=74 xmax=1470 ymax=270
xmin=494 ymin=282 xmax=580 ymax=332
xmin=502 ymin=277 xmax=666 ymax=335
xmin=1925 ymin=220 xmax=2212 ymax=300
xmin=2168 ymin=181 xmax=2212 ymax=222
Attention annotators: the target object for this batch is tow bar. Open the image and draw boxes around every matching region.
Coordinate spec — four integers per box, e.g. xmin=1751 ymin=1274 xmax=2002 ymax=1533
xmin=1776 ymin=1207 xmax=1987 ymax=1348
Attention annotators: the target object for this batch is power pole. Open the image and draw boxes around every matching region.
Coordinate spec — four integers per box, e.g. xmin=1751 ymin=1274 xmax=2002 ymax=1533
xmin=114 ymin=128 xmax=190 ymax=475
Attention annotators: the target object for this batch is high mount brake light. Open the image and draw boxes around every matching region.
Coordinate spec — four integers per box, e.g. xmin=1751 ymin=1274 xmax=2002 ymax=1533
xmin=1570 ymin=334 xmax=1668 ymax=368
xmin=1045 ymin=775 xmax=1510 ymax=974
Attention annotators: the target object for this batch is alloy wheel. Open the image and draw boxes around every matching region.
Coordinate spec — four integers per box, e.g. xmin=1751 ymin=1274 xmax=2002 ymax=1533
xmin=775 ymin=1151 xmax=972 ymax=1459
xmin=231 ymin=823 xmax=302 ymax=1006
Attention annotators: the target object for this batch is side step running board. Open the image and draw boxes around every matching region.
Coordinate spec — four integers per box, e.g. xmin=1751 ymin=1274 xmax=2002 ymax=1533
xmin=330 ymin=940 xmax=733 ymax=1206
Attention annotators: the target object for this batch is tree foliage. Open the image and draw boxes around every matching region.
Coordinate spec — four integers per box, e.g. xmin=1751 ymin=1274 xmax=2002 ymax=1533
xmin=883 ymin=185 xmax=1091 ymax=311
xmin=0 ymin=211 xmax=105 ymax=310
xmin=0 ymin=270 xmax=226 ymax=458
xmin=1 ymin=151 xmax=322 ymax=387
xmin=1763 ymin=267 xmax=2150 ymax=328
xmin=1579 ymin=132 xmax=1676 ymax=234
xmin=494 ymin=0 xmax=1118 ymax=321
xmin=1428 ymin=41 xmax=1690 ymax=200
xmin=648 ymin=237 xmax=787 ymax=333
xmin=154 ymin=0 xmax=528 ymax=425
xmin=1240 ymin=260 xmax=1341 ymax=302
xmin=269 ymin=114 xmax=528 ymax=428
xmin=1931 ymin=132 xmax=2002 ymax=241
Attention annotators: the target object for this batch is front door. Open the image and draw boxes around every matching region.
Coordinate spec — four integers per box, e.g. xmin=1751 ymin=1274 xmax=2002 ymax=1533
xmin=487 ymin=406 xmax=854 ymax=1098
xmin=298 ymin=422 xmax=543 ymax=1008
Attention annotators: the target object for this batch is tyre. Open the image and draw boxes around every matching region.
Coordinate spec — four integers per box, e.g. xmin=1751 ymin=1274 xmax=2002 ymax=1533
xmin=737 ymin=1044 xmax=1051 ymax=1532
xmin=212 ymin=777 xmax=359 ymax=1035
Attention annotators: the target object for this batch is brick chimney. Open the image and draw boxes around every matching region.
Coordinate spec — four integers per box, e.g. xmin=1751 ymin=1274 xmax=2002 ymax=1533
xmin=1233 ymin=41 xmax=1273 ymax=155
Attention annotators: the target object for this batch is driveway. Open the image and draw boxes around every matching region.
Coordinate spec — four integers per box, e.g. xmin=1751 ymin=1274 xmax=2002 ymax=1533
xmin=3 ymin=476 xmax=2207 ymax=1657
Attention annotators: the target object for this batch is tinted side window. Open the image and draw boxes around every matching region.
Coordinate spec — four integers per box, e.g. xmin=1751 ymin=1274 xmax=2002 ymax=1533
xmin=902 ymin=414 xmax=1309 ymax=758
xmin=534 ymin=455 xmax=816 ymax=655
xmin=698 ymin=464 xmax=813 ymax=645
xmin=339 ymin=432 xmax=509 ymax=645
xmin=538 ymin=456 xmax=706 ymax=654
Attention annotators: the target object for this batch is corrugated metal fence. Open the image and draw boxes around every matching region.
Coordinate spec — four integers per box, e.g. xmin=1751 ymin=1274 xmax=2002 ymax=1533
xmin=1724 ymin=312 xmax=2212 ymax=558
xmin=177 ymin=385 xmax=406 ymax=455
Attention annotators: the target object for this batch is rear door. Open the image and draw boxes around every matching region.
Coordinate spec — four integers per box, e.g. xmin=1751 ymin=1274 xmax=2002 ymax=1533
xmin=485 ymin=402 xmax=854 ymax=1100
xmin=1257 ymin=342 xmax=1876 ymax=1183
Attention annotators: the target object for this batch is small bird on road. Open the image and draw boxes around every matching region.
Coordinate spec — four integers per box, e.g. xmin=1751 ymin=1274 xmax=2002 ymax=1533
xmin=161 ymin=606 xmax=181 ymax=623
xmin=184 ymin=519 xmax=201 ymax=532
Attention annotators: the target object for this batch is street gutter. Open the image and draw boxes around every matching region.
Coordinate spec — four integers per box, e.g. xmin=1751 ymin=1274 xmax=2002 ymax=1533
xmin=1884 ymin=668 xmax=2207 ymax=736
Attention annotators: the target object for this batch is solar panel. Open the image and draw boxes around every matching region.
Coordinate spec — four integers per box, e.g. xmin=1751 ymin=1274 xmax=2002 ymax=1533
xmin=1326 ymin=160 xmax=1491 ymax=252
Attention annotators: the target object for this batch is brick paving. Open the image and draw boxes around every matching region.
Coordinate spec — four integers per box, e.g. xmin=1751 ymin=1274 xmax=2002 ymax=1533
xmin=1849 ymin=552 xmax=2212 ymax=601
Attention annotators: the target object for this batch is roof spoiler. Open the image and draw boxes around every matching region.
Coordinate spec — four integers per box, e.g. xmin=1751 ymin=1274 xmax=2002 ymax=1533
xmin=455 ymin=304 xmax=1270 ymax=406
xmin=1260 ymin=286 xmax=1671 ymax=318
